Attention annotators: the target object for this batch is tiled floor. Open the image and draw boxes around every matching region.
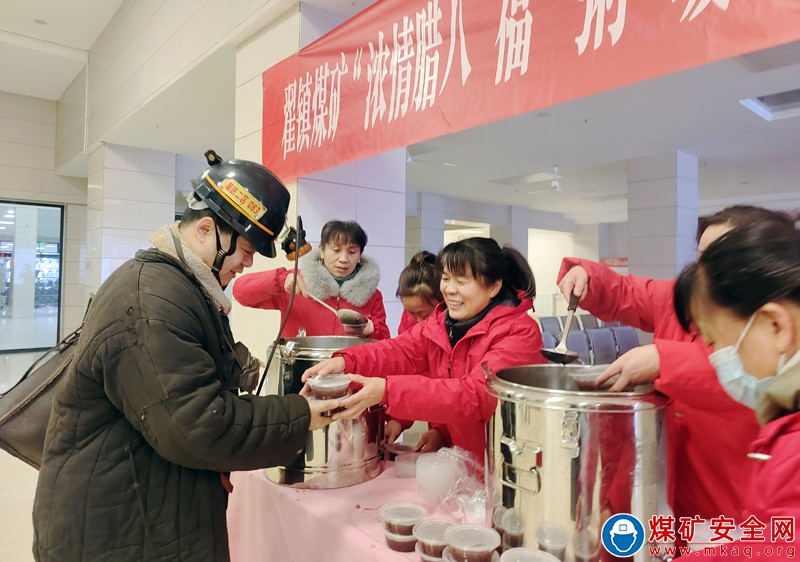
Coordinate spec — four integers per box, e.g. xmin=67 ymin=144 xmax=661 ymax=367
xmin=0 ymin=351 xmax=38 ymax=561
xmin=0 ymin=308 xmax=59 ymax=352
xmin=0 ymin=452 xmax=37 ymax=561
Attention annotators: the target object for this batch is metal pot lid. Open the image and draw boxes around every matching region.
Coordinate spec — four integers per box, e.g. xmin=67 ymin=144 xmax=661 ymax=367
xmin=485 ymin=364 xmax=667 ymax=412
xmin=279 ymin=335 xmax=374 ymax=351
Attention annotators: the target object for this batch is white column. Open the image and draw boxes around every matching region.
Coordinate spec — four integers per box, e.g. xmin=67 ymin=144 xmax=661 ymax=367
xmin=627 ymin=152 xmax=698 ymax=279
xmin=299 ymin=149 xmax=407 ymax=335
xmin=490 ymin=205 xmax=530 ymax=256
xmin=11 ymin=206 xmax=37 ymax=318
xmin=86 ymin=144 xmax=177 ymax=297
xmin=230 ymin=5 xmax=407 ymax=349
xmin=61 ymin=203 xmax=88 ymax=335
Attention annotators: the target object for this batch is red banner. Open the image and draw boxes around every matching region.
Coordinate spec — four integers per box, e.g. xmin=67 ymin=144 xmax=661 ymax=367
xmin=262 ymin=0 xmax=800 ymax=180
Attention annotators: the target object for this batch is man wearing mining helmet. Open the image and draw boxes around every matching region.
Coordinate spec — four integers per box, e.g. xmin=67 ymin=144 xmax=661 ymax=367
xmin=32 ymin=151 xmax=337 ymax=561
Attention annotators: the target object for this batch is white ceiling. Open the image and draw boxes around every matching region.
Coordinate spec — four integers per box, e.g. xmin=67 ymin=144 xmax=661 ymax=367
xmin=2 ymin=0 xmax=800 ymax=231
xmin=0 ymin=0 xmax=123 ymax=100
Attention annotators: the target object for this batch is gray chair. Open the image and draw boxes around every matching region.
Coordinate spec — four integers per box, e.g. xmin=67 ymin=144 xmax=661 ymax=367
xmin=540 ymin=330 xmax=557 ymax=350
xmin=538 ymin=316 xmax=563 ymax=339
xmin=599 ymin=319 xmax=622 ymax=328
xmin=565 ymin=330 xmax=592 ymax=365
xmin=586 ymin=327 xmax=618 ymax=365
xmin=611 ymin=326 xmax=640 ymax=355
xmin=578 ymin=314 xmax=599 ymax=330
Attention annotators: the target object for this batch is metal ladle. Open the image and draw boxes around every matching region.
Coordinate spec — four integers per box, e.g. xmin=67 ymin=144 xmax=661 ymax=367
xmin=541 ymin=291 xmax=581 ymax=364
xmin=307 ymin=293 xmax=369 ymax=327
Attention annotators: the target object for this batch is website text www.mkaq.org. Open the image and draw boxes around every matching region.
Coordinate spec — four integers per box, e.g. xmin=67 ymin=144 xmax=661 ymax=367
xmin=646 ymin=545 xmax=797 ymax=559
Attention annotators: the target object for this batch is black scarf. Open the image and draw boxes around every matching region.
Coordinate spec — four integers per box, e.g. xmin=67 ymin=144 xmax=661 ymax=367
xmin=443 ymin=287 xmax=519 ymax=347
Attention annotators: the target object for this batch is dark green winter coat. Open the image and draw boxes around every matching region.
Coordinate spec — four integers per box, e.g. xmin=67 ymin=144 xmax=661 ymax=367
xmin=32 ymin=249 xmax=311 ymax=561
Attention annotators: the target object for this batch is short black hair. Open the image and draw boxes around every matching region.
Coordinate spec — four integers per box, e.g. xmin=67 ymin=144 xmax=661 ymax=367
xmin=697 ymin=205 xmax=794 ymax=243
xmin=320 ymin=220 xmax=368 ymax=252
xmin=180 ymin=207 xmax=234 ymax=235
xmin=397 ymin=250 xmax=442 ymax=303
xmin=437 ymin=237 xmax=535 ymax=300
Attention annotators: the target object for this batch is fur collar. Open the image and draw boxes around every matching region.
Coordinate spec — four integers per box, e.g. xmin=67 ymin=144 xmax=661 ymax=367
xmin=299 ymin=249 xmax=380 ymax=307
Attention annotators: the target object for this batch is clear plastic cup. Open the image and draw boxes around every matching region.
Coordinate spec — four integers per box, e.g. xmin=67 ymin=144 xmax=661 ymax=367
xmin=416 ymin=452 xmax=459 ymax=504
xmin=413 ymin=519 xmax=453 ymax=558
xmin=499 ymin=548 xmax=561 ymax=562
xmin=571 ymin=528 xmax=599 ymax=562
xmin=380 ymin=502 xmax=428 ymax=536
xmin=395 ymin=452 xmax=421 ymax=478
xmin=535 ymin=523 xmax=568 ymax=560
xmin=307 ymin=374 xmax=350 ymax=416
xmin=500 ymin=508 xmax=525 ymax=550
xmin=443 ymin=524 xmax=501 ymax=562
xmin=492 ymin=506 xmax=508 ymax=533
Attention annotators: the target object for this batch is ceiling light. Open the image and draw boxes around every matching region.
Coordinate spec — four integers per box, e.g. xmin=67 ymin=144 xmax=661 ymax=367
xmin=0 ymin=220 xmax=14 ymax=225
xmin=491 ymin=171 xmax=564 ymax=186
xmin=443 ymin=162 xmax=457 ymax=167
xmin=740 ymin=88 xmax=800 ymax=121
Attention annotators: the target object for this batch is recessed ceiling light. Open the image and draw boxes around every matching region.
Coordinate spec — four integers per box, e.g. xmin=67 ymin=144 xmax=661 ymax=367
xmin=34 ymin=18 xmax=48 ymax=25
xmin=442 ymin=162 xmax=457 ymax=167
xmin=740 ymin=88 xmax=800 ymax=121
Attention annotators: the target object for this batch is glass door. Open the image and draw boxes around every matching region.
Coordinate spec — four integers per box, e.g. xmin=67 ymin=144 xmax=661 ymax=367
xmin=0 ymin=201 xmax=64 ymax=353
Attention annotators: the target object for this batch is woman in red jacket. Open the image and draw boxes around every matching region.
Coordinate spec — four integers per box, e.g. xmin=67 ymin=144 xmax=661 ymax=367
xmin=673 ymin=221 xmax=800 ymax=559
xmin=388 ymin=250 xmax=447 ymax=452
xmin=303 ymin=237 xmax=545 ymax=464
xmin=557 ymin=206 xmax=794 ymax=525
xmin=233 ymin=220 xmax=390 ymax=339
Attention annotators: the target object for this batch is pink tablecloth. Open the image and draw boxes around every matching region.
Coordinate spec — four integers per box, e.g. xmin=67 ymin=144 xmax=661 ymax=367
xmin=227 ymin=464 xmax=442 ymax=562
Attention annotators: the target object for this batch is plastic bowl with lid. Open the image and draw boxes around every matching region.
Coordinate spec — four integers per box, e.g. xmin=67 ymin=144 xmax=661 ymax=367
xmin=307 ymin=373 xmax=351 ymax=400
xmin=442 ymin=545 xmax=500 ymax=562
xmin=443 ymin=524 xmax=501 ymax=562
xmin=384 ymin=528 xmax=418 ymax=552
xmin=380 ymin=502 xmax=428 ymax=536
xmin=413 ymin=519 xmax=453 ymax=558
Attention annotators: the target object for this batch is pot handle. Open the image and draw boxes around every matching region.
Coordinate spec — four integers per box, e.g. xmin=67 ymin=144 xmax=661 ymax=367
xmin=481 ymin=361 xmax=492 ymax=380
xmin=501 ymin=462 xmax=541 ymax=496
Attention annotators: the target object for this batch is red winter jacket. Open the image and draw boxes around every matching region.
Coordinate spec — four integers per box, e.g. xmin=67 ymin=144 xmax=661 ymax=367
xmin=691 ymin=413 xmax=800 ymax=561
xmin=398 ymin=310 xmax=417 ymax=335
xmin=233 ymin=253 xmax=390 ymax=340
xmin=334 ymin=292 xmax=544 ymax=463
xmin=557 ymin=258 xmax=760 ymax=522
xmin=393 ymin=309 xmax=448 ymax=442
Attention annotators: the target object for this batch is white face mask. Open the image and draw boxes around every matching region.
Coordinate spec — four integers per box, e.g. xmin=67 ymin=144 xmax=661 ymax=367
xmin=708 ymin=313 xmax=789 ymax=409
